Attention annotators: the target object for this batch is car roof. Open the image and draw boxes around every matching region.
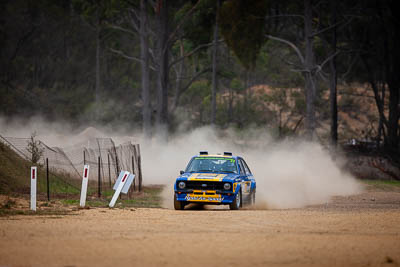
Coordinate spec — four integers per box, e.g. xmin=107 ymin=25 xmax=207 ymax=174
xmin=194 ymin=154 xmax=239 ymax=160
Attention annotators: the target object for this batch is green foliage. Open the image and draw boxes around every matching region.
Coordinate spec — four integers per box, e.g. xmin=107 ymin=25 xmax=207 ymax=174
xmin=232 ymin=95 xmax=262 ymax=128
xmin=72 ymin=0 xmax=122 ymax=23
xmin=219 ymin=0 xmax=268 ymax=69
xmin=177 ymin=0 xmax=216 ymax=46
xmin=230 ymin=78 xmax=244 ymax=93
xmin=26 ymin=132 xmax=44 ymax=164
xmin=186 ymin=80 xmax=211 ymax=100
xmin=256 ymin=42 xmax=303 ymax=87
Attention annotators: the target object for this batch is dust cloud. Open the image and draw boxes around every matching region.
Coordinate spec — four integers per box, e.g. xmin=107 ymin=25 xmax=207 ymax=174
xmin=143 ymin=127 xmax=362 ymax=209
xmin=0 ymin=117 xmax=362 ymax=209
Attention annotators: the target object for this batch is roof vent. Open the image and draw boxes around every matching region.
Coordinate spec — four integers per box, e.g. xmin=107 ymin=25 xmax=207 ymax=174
xmin=223 ymin=152 xmax=232 ymax=156
xmin=199 ymin=151 xmax=208 ymax=155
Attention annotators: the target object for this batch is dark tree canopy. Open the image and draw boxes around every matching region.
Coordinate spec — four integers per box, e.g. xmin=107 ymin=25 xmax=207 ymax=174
xmin=219 ymin=0 xmax=268 ymax=69
xmin=0 ymin=0 xmax=398 ymax=154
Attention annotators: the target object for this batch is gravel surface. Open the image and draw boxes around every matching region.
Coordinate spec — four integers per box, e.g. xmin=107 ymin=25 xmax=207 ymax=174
xmin=0 ymin=188 xmax=399 ymax=267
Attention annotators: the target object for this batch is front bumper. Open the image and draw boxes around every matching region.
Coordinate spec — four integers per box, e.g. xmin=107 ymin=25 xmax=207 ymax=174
xmin=175 ymin=190 xmax=236 ymax=204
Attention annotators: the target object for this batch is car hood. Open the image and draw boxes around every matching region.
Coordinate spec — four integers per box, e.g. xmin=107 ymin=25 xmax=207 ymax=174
xmin=178 ymin=172 xmax=239 ymax=182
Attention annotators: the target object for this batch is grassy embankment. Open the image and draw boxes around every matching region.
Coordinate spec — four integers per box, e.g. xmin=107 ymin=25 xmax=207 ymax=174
xmin=0 ymin=141 xmax=162 ymax=216
xmin=361 ymin=179 xmax=400 ymax=191
xmin=0 ymin=141 xmax=80 ymax=196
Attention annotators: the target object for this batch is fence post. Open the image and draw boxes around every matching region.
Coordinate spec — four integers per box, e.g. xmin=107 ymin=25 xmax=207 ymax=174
xmin=116 ymin=155 xmax=120 ymax=175
xmin=138 ymin=155 xmax=142 ymax=192
xmin=132 ymin=156 xmax=136 ymax=192
xmin=46 ymin=158 xmax=50 ymax=201
xmin=138 ymin=145 xmax=143 ymax=192
xmin=107 ymin=153 xmax=111 ymax=188
xmin=98 ymin=156 xmax=101 ymax=198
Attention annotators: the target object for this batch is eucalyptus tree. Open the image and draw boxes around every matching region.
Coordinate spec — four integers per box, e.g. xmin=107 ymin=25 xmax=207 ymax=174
xmin=219 ymin=0 xmax=268 ymax=70
xmin=348 ymin=0 xmax=400 ymax=153
xmin=306 ymin=0 xmax=350 ymax=146
xmin=210 ymin=0 xmax=220 ymax=125
xmin=218 ymin=0 xmax=269 ymax=126
xmin=171 ymin=0 xmax=221 ymax=124
xmin=262 ymin=0 xmax=348 ymax=140
xmin=92 ymin=0 xmax=152 ymax=135
xmin=140 ymin=0 xmax=151 ymax=137
xmin=109 ymin=0 xmax=215 ymax=137
xmin=0 ymin=0 xmax=99 ymax=119
xmin=152 ymin=0 xmax=211 ymax=136
xmin=72 ymin=0 xmax=117 ymax=121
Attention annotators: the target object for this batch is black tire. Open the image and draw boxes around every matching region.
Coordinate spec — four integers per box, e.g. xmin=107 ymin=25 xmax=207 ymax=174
xmin=174 ymin=194 xmax=185 ymax=210
xmin=230 ymin=189 xmax=241 ymax=210
xmin=250 ymin=189 xmax=256 ymax=206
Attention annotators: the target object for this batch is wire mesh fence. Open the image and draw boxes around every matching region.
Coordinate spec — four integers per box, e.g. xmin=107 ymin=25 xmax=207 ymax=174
xmin=0 ymin=133 xmax=142 ymax=199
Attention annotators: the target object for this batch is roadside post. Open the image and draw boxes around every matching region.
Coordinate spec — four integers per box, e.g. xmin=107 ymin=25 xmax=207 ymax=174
xmin=98 ymin=157 xmax=101 ymax=198
xmin=107 ymin=153 xmax=111 ymax=187
xmin=46 ymin=158 xmax=50 ymax=201
xmin=109 ymin=171 xmax=135 ymax=208
xmin=80 ymin=165 xmax=90 ymax=207
xmin=30 ymin=166 xmax=37 ymax=211
xmin=132 ymin=156 xmax=136 ymax=192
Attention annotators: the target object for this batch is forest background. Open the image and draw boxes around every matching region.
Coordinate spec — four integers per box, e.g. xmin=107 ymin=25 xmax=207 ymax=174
xmin=0 ymin=0 xmax=399 ymax=155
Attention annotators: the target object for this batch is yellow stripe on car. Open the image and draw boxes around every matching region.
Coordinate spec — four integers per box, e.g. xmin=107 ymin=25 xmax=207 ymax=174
xmin=188 ymin=173 xmax=227 ymax=181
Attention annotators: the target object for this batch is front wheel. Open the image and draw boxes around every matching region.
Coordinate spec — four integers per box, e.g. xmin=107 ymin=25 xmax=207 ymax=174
xmin=230 ymin=190 xmax=241 ymax=210
xmin=174 ymin=194 xmax=185 ymax=210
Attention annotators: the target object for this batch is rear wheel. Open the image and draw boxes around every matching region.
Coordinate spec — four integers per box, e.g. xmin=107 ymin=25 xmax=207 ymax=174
xmin=174 ymin=194 xmax=185 ymax=210
xmin=250 ymin=190 xmax=256 ymax=206
xmin=230 ymin=190 xmax=241 ymax=210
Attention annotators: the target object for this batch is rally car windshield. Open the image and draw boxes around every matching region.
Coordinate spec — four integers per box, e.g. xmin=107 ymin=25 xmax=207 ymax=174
xmin=185 ymin=157 xmax=238 ymax=174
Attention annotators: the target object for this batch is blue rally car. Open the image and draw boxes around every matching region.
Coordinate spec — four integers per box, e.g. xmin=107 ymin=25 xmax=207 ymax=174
xmin=174 ymin=151 xmax=256 ymax=210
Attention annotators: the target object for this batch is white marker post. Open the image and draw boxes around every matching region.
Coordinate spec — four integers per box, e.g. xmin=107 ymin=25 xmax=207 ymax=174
xmin=109 ymin=171 xmax=135 ymax=208
xmin=79 ymin=165 xmax=90 ymax=207
xmin=30 ymin=167 xmax=37 ymax=211
xmin=121 ymin=173 xmax=135 ymax=194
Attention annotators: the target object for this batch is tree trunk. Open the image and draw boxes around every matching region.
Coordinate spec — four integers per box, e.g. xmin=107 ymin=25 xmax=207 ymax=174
xmin=155 ymin=0 xmax=169 ymax=136
xmin=329 ymin=0 xmax=338 ymax=147
xmin=211 ymin=0 xmax=219 ymax=125
xmin=228 ymin=88 xmax=233 ymax=123
xmin=140 ymin=0 xmax=151 ymax=137
xmin=303 ymin=0 xmax=316 ymax=140
xmin=387 ymin=85 xmax=399 ymax=151
xmin=95 ymin=5 xmax=101 ymax=121
xmin=377 ymin=83 xmax=385 ymax=147
xmin=172 ymin=40 xmax=185 ymax=112
xmin=380 ymin=1 xmax=400 ymax=153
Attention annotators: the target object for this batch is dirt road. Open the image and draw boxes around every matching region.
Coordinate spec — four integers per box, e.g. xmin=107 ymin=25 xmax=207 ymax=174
xmin=1 ymin=188 xmax=400 ymax=267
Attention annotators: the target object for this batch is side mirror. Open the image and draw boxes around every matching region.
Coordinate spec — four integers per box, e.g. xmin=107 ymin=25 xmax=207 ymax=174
xmin=180 ymin=170 xmax=184 ymax=175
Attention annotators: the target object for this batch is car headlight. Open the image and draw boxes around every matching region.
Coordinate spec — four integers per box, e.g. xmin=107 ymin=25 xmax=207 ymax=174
xmin=223 ymin=183 xmax=231 ymax=190
xmin=178 ymin=181 xmax=186 ymax=189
